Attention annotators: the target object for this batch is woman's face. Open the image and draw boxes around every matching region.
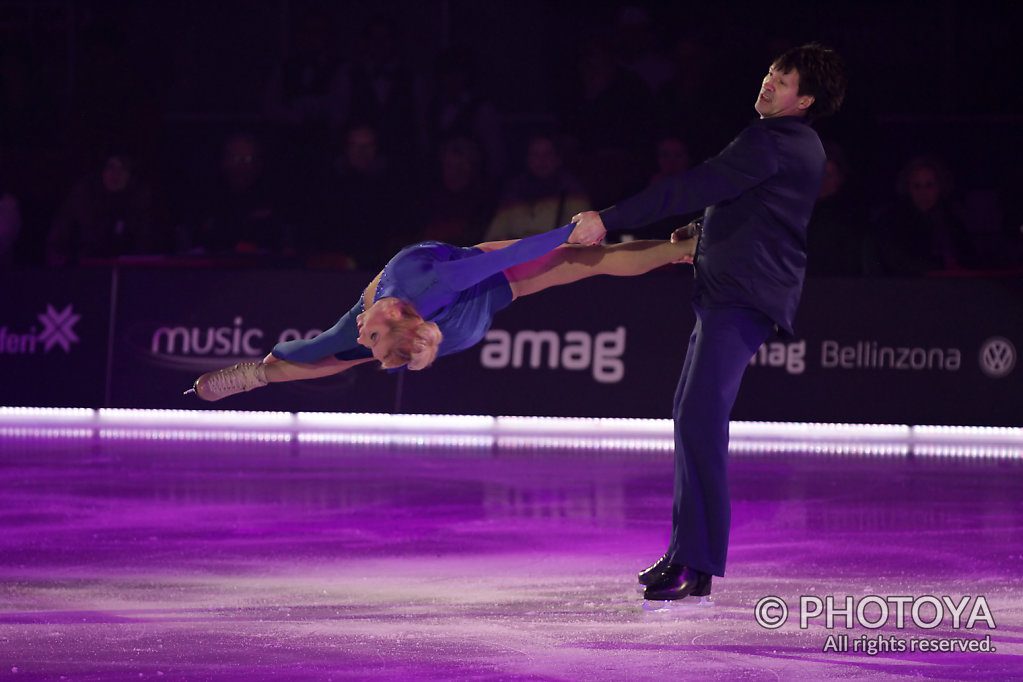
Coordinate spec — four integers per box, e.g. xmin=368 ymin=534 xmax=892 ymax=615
xmin=356 ymin=300 xmax=399 ymax=363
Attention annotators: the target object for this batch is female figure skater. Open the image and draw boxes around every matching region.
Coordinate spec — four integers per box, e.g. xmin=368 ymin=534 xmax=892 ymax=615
xmin=187 ymin=223 xmax=697 ymax=401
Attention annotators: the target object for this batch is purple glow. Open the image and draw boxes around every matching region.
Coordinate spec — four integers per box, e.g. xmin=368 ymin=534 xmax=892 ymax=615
xmin=2 ymin=407 xmax=1022 ymax=457
xmin=1 ymin=425 xmax=1020 ymax=679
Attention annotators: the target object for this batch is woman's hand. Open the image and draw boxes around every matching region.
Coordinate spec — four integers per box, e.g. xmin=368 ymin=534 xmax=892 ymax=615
xmin=670 ymin=219 xmax=702 ymax=244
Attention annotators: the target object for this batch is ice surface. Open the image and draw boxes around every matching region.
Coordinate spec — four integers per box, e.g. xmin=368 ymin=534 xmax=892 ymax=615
xmin=1 ymin=437 xmax=1021 ymax=680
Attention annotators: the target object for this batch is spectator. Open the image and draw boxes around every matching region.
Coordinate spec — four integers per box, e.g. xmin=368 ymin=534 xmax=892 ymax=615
xmin=343 ymin=13 xmax=422 ymax=181
xmin=422 ymin=46 xmax=505 ymax=182
xmin=263 ymin=7 xmax=346 ymax=135
xmin=559 ymin=33 xmax=653 ymax=156
xmin=263 ymin=6 xmax=347 ymax=194
xmin=305 ymin=122 xmax=410 ymax=270
xmin=557 ymin=33 xmax=653 ymax=208
xmin=484 ymin=133 xmax=590 ymax=241
xmin=612 ymin=5 xmax=675 ymax=93
xmin=184 ymin=132 xmax=293 ymax=258
xmin=869 ymin=155 xmax=977 ymax=275
xmin=650 ymin=134 xmax=693 ymax=184
xmin=653 ymin=36 xmax=735 ymax=160
xmin=806 ymin=140 xmax=870 ymax=276
xmin=616 ymin=133 xmax=697 ymax=242
xmin=417 ymin=137 xmax=494 ymax=246
xmin=46 ymin=150 xmax=165 ymax=266
xmin=67 ymin=20 xmax=162 ymax=179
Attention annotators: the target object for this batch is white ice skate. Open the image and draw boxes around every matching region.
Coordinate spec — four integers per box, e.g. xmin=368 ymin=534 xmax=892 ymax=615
xmin=184 ymin=362 xmax=268 ymax=401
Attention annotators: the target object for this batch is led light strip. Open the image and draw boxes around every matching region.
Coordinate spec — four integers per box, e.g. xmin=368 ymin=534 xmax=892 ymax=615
xmin=0 ymin=407 xmax=1020 ymax=458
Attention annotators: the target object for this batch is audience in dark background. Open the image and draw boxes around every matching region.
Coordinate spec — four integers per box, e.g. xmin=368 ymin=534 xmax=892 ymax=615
xmin=417 ymin=136 xmax=494 ymax=247
xmin=423 ymin=47 xmax=506 ymax=184
xmin=651 ymin=36 xmax=738 ymax=162
xmin=868 ymin=155 xmax=977 ymax=276
xmin=557 ymin=33 xmax=653 ymax=211
xmin=262 ymin=5 xmax=347 ymax=195
xmin=0 ymin=0 xmax=1019 ymax=276
xmin=612 ymin=5 xmax=676 ymax=95
xmin=484 ymin=133 xmax=590 ymax=241
xmin=181 ymin=132 xmax=294 ymax=258
xmin=46 ymin=150 xmax=165 ymax=266
xmin=305 ymin=122 xmax=411 ymax=270
xmin=342 ymin=13 xmax=424 ymax=183
xmin=649 ymin=134 xmax=693 ymax=185
xmin=614 ymin=133 xmax=699 ymax=242
xmin=68 ymin=21 xmax=163 ymax=185
xmin=998 ymin=168 xmax=1023 ymax=270
xmin=805 ymin=140 xmax=870 ymax=276
xmin=0 ymin=151 xmax=20 ymax=267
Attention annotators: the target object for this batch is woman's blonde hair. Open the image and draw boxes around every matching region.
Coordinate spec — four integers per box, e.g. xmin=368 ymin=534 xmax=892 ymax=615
xmin=379 ymin=300 xmax=442 ymax=371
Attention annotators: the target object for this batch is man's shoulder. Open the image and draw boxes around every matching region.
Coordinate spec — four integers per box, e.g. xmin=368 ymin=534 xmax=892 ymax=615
xmin=722 ymin=120 xmax=780 ymax=157
xmin=752 ymin=116 xmax=820 ymax=140
xmin=749 ymin=117 xmax=823 ymax=159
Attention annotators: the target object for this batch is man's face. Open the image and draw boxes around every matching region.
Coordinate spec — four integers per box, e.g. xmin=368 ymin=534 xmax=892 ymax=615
xmin=755 ymin=64 xmax=813 ymax=119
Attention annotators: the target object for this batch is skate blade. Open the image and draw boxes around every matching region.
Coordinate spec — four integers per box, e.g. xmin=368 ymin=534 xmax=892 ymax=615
xmin=183 ymin=388 xmax=196 ymax=396
xmin=641 ymin=596 xmax=714 ymax=612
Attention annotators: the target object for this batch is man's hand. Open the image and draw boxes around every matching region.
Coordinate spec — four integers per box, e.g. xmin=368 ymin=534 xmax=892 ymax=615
xmin=568 ymin=211 xmax=607 ymax=246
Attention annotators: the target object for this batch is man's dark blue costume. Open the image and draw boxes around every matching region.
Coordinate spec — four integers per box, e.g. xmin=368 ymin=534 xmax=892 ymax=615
xmin=599 ymin=115 xmax=826 ymax=589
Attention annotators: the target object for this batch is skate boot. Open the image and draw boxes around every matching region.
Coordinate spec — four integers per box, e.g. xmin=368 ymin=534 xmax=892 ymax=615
xmin=185 ymin=361 xmax=268 ymax=401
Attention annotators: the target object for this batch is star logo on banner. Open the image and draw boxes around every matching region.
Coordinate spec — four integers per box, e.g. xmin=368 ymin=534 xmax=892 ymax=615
xmin=36 ymin=304 xmax=82 ymax=353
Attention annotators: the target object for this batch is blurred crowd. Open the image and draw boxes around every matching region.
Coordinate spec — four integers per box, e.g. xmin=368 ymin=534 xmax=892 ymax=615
xmin=1 ymin=5 xmax=1021 ymax=276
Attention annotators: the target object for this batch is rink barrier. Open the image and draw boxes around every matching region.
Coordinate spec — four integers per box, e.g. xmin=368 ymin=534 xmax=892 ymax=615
xmin=1 ymin=406 xmax=1021 ymax=458
xmin=3 ymin=268 xmax=1021 ymax=427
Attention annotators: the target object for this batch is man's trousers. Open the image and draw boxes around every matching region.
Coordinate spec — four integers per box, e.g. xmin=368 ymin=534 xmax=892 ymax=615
xmin=667 ymin=302 xmax=776 ymax=576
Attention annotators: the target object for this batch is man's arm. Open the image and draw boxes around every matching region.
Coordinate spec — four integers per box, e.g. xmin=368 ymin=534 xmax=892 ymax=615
xmin=573 ymin=125 xmax=779 ymax=242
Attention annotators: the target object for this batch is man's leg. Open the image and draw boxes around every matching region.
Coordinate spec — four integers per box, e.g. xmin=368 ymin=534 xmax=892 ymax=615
xmin=668 ymin=303 xmax=775 ymax=577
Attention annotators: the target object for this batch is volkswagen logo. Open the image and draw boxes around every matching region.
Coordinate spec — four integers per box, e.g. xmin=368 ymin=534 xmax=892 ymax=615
xmin=979 ymin=337 xmax=1016 ymax=378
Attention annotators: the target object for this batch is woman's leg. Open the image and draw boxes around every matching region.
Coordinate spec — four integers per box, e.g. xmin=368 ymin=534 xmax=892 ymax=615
xmin=189 ymin=355 xmax=373 ymax=402
xmin=497 ymin=238 xmax=696 ymax=300
xmin=262 ymin=353 xmax=374 ymax=382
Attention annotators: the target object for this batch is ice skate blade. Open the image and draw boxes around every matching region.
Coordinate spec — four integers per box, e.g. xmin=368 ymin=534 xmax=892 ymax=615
xmin=642 ymin=596 xmax=714 ymax=612
xmin=183 ymin=388 xmax=196 ymax=397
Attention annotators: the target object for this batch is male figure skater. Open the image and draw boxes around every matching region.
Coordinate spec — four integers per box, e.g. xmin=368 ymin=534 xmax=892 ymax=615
xmin=568 ymin=43 xmax=848 ymax=600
